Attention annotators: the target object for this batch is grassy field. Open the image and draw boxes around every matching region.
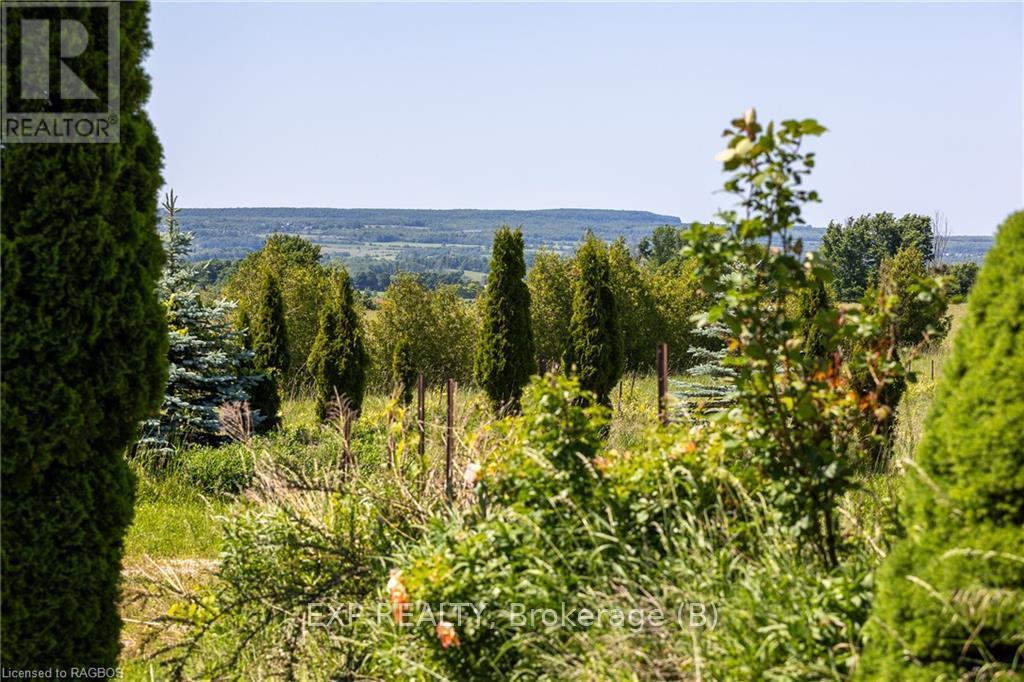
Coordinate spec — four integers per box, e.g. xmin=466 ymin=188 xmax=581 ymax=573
xmin=118 ymin=305 xmax=965 ymax=678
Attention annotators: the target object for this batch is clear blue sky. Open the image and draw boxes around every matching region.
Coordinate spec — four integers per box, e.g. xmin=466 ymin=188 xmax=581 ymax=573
xmin=146 ymin=2 xmax=1023 ymax=235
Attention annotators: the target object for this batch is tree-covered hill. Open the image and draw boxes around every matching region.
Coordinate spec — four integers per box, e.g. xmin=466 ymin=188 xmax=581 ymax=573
xmin=174 ymin=207 xmax=993 ymax=265
xmin=174 ymin=207 xmax=683 ymax=260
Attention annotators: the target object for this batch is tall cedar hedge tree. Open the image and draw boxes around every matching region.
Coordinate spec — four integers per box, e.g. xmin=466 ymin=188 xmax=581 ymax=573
xmin=0 ymin=2 xmax=165 ymax=667
xmin=474 ymin=226 xmax=536 ymax=412
xmin=248 ymin=271 xmax=290 ymax=431
xmin=859 ymin=211 xmax=1024 ymax=680
xmin=392 ymin=337 xmax=417 ymax=404
xmin=564 ymin=234 xmax=625 ymax=405
xmin=308 ymin=270 xmax=369 ymax=420
xmin=608 ymin=237 xmax=661 ymax=373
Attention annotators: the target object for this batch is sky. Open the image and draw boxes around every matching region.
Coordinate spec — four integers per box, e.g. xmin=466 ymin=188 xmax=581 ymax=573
xmin=146 ymin=2 xmax=1023 ymax=235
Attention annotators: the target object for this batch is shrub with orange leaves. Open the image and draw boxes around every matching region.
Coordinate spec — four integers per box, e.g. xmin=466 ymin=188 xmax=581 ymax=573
xmin=684 ymin=109 xmax=943 ymax=568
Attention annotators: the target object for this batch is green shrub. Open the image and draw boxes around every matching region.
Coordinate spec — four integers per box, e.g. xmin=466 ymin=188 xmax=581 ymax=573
xmin=367 ymin=273 xmax=479 ymax=389
xmin=308 ymin=269 xmax=368 ymax=420
xmin=0 ymin=2 xmax=165 ymax=667
xmin=877 ymin=246 xmax=949 ymax=348
xmin=224 ymin=234 xmax=329 ymax=390
xmin=248 ymin=270 xmax=289 ymax=431
xmin=945 ymin=260 xmax=979 ymax=300
xmin=608 ymin=238 xmax=661 ymax=373
xmin=373 ymin=377 xmax=876 ymax=680
xmin=564 ymin=235 xmax=624 ymax=406
xmin=527 ymin=249 xmax=574 ymax=368
xmin=391 ymin=337 xmax=417 ymax=403
xmin=859 ymin=211 xmax=1024 ymax=680
xmin=474 ymin=226 xmax=536 ymax=413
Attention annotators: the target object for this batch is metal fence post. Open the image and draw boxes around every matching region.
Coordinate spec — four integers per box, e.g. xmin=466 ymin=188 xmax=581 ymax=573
xmin=445 ymin=379 xmax=456 ymax=506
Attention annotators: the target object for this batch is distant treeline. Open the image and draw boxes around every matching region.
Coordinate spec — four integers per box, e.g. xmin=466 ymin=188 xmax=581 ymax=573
xmin=178 ymin=208 xmax=993 ymax=295
xmin=173 ymin=207 xmax=683 ymax=260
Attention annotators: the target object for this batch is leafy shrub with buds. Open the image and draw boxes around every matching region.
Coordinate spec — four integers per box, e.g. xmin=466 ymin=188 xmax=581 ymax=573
xmin=683 ymin=108 xmax=941 ymax=567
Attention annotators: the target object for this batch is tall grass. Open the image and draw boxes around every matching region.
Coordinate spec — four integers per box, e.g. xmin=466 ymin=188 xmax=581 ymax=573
xmin=119 ymin=308 xmax=963 ymax=680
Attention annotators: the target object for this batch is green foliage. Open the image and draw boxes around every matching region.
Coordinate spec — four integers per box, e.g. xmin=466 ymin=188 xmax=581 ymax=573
xmin=248 ymin=271 xmax=290 ymax=431
xmin=672 ymin=321 xmax=737 ymax=417
xmin=224 ymin=234 xmax=328 ymax=390
xmin=794 ymin=278 xmax=835 ymax=362
xmin=391 ymin=337 xmax=417 ymax=403
xmin=564 ymin=234 xmax=625 ymax=406
xmin=250 ymin=271 xmax=291 ymax=373
xmin=180 ymin=444 xmax=256 ymax=496
xmin=945 ymin=260 xmax=980 ymax=300
xmin=308 ymin=270 xmax=369 ymax=420
xmin=821 ymin=212 xmax=935 ymax=301
xmin=140 ymin=195 xmax=257 ymax=451
xmin=877 ymin=246 xmax=949 ymax=348
xmin=162 ymin=487 xmax=400 ymax=679
xmin=375 ymin=377 xmax=876 ymax=680
xmin=474 ymin=227 xmax=536 ymax=413
xmin=0 ymin=1 xmax=165 ymax=667
xmin=527 ymin=249 xmax=574 ymax=368
xmin=685 ymin=109 xmax=911 ymax=567
xmin=860 ymin=211 xmax=1024 ymax=680
xmin=650 ymin=257 xmax=708 ymax=372
xmin=637 ymin=224 xmax=686 ymax=267
xmin=608 ymin=238 xmax=661 ymax=372
xmin=367 ymin=273 xmax=478 ymax=389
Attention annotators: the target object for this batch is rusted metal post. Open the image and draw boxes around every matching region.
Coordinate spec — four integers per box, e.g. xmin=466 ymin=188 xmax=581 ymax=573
xmin=417 ymin=372 xmax=426 ymax=459
xmin=657 ymin=343 xmax=669 ymax=426
xmin=445 ymin=379 xmax=456 ymax=506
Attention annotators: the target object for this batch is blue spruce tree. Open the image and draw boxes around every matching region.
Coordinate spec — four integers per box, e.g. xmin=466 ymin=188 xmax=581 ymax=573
xmin=140 ymin=192 xmax=258 ymax=454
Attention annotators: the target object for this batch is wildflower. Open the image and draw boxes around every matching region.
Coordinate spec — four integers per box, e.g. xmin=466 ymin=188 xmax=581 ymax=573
xmin=684 ymin=440 xmax=698 ymax=454
xmin=435 ymin=620 xmax=460 ymax=649
xmin=463 ymin=462 xmax=481 ymax=485
xmin=387 ymin=569 xmax=410 ymax=624
xmin=592 ymin=456 xmax=610 ymax=473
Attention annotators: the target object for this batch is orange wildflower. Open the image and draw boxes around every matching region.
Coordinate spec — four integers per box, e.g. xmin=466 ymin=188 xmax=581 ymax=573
xmin=387 ymin=569 xmax=410 ymax=624
xmin=463 ymin=462 xmax=482 ymax=485
xmin=435 ymin=620 xmax=460 ymax=648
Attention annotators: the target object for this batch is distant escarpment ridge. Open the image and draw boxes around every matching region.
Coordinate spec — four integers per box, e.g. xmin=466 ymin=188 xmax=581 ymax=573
xmin=173 ymin=207 xmax=991 ymax=264
xmin=175 ymin=207 xmax=683 ymax=260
